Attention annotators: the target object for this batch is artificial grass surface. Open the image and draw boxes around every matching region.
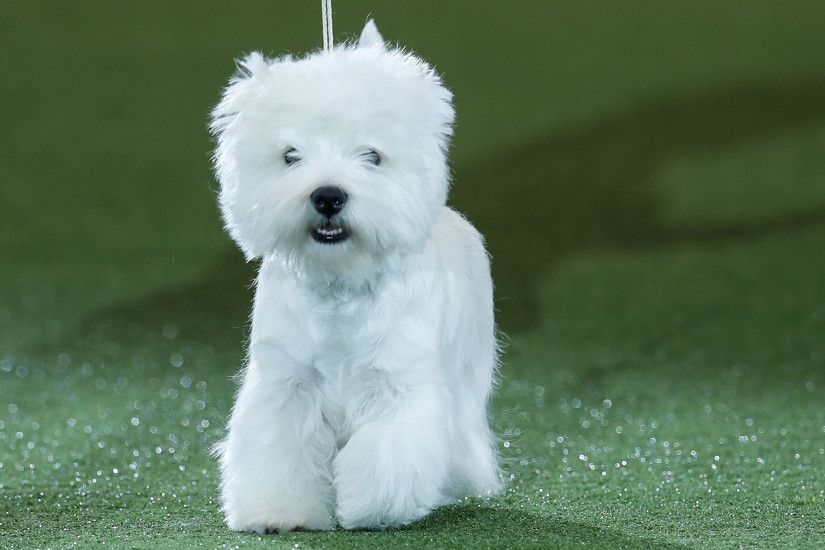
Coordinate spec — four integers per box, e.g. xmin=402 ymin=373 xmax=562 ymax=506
xmin=2 ymin=1 xmax=825 ymax=548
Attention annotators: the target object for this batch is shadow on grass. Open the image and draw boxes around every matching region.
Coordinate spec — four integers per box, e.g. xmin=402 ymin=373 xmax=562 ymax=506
xmin=76 ymin=249 xmax=258 ymax=350
xmin=271 ymin=506 xmax=685 ymax=549
xmin=78 ymin=76 xmax=825 ymax=341
xmin=453 ymin=77 xmax=825 ymax=328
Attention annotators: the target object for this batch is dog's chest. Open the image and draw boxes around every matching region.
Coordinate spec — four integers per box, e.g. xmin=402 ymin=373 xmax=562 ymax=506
xmin=296 ymin=293 xmax=387 ymax=433
xmin=301 ymin=290 xmax=387 ymax=379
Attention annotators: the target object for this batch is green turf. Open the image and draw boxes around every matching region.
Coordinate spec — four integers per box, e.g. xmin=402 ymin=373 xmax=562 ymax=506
xmin=2 ymin=1 xmax=825 ymax=548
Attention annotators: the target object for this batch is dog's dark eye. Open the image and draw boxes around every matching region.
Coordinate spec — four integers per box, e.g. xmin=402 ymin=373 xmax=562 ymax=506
xmin=283 ymin=147 xmax=300 ymax=166
xmin=361 ymin=149 xmax=381 ymax=166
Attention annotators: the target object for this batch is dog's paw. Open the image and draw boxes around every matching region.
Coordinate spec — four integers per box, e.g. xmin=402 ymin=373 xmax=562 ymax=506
xmin=335 ymin=498 xmax=429 ymax=531
xmin=333 ymin=430 xmax=438 ymax=529
xmin=226 ymin=507 xmax=336 ymax=533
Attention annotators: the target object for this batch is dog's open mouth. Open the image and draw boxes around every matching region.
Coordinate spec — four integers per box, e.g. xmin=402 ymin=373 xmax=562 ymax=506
xmin=311 ymin=220 xmax=350 ymax=244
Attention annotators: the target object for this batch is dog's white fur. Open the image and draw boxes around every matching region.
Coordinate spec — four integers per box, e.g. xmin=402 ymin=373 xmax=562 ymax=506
xmin=210 ymin=21 xmax=501 ymax=532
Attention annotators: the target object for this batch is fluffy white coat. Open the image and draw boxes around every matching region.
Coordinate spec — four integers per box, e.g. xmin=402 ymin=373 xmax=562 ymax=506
xmin=210 ymin=21 xmax=501 ymax=532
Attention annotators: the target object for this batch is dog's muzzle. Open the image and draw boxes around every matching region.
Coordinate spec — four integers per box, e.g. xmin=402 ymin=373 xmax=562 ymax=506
xmin=310 ymin=186 xmax=350 ymax=244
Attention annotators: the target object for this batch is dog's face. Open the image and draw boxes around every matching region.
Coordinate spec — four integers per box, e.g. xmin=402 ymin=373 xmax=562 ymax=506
xmin=211 ymin=22 xmax=454 ymax=269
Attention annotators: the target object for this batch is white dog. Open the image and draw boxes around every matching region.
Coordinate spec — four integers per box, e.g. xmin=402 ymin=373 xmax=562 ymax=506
xmin=210 ymin=20 xmax=501 ymax=532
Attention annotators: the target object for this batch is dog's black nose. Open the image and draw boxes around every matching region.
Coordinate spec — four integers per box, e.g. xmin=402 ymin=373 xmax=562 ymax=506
xmin=310 ymin=186 xmax=348 ymax=217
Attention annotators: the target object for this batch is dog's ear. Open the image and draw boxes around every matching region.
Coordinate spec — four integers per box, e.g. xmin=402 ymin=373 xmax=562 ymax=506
xmin=358 ymin=19 xmax=385 ymax=49
xmin=209 ymin=52 xmax=269 ymax=135
xmin=233 ymin=51 xmax=269 ymax=80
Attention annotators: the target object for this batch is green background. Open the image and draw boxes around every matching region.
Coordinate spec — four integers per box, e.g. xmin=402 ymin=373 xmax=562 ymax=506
xmin=2 ymin=1 xmax=825 ymax=547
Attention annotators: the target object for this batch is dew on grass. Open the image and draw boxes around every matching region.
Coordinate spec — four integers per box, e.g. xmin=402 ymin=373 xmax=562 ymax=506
xmin=5 ymin=318 xmax=825 ymax=543
xmin=162 ymin=323 xmax=179 ymax=340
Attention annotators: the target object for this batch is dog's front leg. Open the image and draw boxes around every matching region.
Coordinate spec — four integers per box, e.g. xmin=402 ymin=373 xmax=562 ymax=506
xmin=334 ymin=342 xmax=450 ymax=529
xmin=217 ymin=359 xmax=336 ymax=533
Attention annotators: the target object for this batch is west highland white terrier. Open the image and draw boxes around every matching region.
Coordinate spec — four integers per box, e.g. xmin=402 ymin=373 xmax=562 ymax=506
xmin=210 ymin=20 xmax=501 ymax=532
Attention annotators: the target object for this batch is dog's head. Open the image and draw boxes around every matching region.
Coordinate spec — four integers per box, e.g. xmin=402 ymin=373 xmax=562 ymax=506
xmin=210 ymin=21 xmax=454 ymax=271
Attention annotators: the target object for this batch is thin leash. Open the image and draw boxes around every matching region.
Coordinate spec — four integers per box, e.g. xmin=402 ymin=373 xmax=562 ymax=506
xmin=321 ymin=0 xmax=334 ymax=51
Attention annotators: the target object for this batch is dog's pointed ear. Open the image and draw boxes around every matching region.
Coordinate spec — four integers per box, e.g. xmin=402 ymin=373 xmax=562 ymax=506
xmin=234 ymin=51 xmax=269 ymax=79
xmin=358 ymin=19 xmax=385 ymax=48
xmin=210 ymin=52 xmax=269 ymax=135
